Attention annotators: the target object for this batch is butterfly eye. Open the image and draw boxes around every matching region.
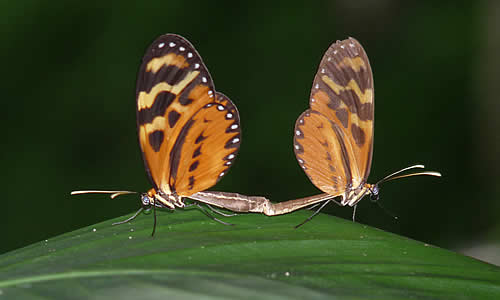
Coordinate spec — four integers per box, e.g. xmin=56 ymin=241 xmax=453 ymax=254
xmin=141 ymin=193 xmax=152 ymax=207
xmin=369 ymin=185 xmax=379 ymax=202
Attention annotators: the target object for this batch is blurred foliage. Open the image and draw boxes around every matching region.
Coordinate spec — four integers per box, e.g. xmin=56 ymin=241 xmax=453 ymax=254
xmin=2 ymin=0 xmax=499 ymax=264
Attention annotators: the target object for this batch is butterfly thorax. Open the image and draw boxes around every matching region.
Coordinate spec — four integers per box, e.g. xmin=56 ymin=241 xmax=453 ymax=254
xmin=142 ymin=188 xmax=185 ymax=209
xmin=341 ymin=183 xmax=375 ymax=207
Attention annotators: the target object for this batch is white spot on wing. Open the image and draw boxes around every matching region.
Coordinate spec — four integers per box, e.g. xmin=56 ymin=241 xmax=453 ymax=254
xmin=321 ymin=68 xmax=325 ymax=74
xmin=232 ymin=137 xmax=240 ymax=143
xmin=295 ymin=130 xmax=301 ymax=136
xmin=311 ymin=98 xmax=315 ymax=103
xmin=188 ymin=52 xmax=193 ymax=58
xmin=230 ymin=124 xmax=238 ymax=130
xmin=195 ymin=63 xmax=200 ymax=69
xmin=314 ymin=83 xmax=319 ymax=89
xmin=227 ymin=154 xmax=235 ymax=160
xmin=217 ymin=105 xmax=224 ymax=111
xmin=202 ymin=77 xmax=207 ymax=83
xmin=340 ymin=45 xmax=345 ymax=49
xmin=158 ymin=42 xmax=165 ymax=48
xmin=179 ymin=46 xmax=185 ymax=51
xmin=333 ymin=50 xmax=338 ymax=55
xmin=226 ymin=113 xmax=233 ymax=119
xmin=169 ymin=42 xmax=176 ymax=47
xmin=349 ymin=43 xmax=355 ymax=47
xmin=219 ymin=172 xmax=225 ymax=177
xmin=298 ymin=158 xmax=304 ymax=164
xmin=294 ymin=145 xmax=299 ymax=150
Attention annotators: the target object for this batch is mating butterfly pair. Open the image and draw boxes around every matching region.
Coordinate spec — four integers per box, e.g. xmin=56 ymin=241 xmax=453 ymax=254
xmin=73 ymin=34 xmax=440 ymax=233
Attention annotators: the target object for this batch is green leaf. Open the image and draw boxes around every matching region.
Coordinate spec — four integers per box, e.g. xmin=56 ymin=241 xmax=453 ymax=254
xmin=1 ymin=209 xmax=499 ymax=299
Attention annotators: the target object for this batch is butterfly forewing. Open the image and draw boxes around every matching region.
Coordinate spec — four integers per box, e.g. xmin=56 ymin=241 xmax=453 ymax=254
xmin=294 ymin=37 xmax=374 ymax=201
xmin=135 ymin=34 xmax=230 ymax=196
xmin=171 ymin=92 xmax=241 ymax=196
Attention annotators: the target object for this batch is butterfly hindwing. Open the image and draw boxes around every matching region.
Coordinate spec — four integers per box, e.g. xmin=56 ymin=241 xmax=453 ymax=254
xmin=135 ymin=34 xmax=218 ymax=195
xmin=171 ymin=92 xmax=241 ymax=196
xmin=294 ymin=38 xmax=374 ymax=201
xmin=294 ymin=109 xmax=351 ymax=196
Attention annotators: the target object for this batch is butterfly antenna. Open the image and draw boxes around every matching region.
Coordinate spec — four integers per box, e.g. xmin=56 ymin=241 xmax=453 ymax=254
xmin=295 ymin=200 xmax=331 ymax=229
xmin=71 ymin=190 xmax=137 ymax=199
xmin=376 ymin=164 xmax=441 ymax=185
xmin=371 ymin=164 xmax=440 ymax=221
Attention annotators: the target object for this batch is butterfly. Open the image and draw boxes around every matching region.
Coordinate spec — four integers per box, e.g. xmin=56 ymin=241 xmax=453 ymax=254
xmin=246 ymin=37 xmax=441 ymax=225
xmin=72 ymin=34 xmax=269 ymax=234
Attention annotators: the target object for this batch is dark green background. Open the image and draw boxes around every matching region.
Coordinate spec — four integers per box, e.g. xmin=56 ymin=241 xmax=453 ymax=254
xmin=3 ymin=1 xmax=499 ymax=263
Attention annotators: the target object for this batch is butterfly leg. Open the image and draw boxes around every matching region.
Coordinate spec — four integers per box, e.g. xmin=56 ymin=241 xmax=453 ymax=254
xmin=182 ymin=202 xmax=197 ymax=208
xmin=182 ymin=201 xmax=235 ymax=216
xmin=305 ymin=202 xmax=322 ymax=211
xmin=151 ymin=199 xmax=157 ymax=237
xmin=331 ymin=199 xmax=343 ymax=206
xmin=205 ymin=204 xmax=238 ymax=217
xmin=112 ymin=207 xmax=144 ymax=226
xmin=195 ymin=203 xmax=234 ymax=226
xmin=295 ymin=200 xmax=331 ymax=229
xmin=306 ymin=198 xmax=342 ymax=211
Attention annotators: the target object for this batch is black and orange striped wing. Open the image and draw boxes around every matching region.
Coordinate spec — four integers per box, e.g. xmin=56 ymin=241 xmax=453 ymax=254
xmin=135 ymin=34 xmax=241 ymax=197
xmin=294 ymin=38 xmax=374 ymax=201
xmin=171 ymin=92 xmax=240 ymax=196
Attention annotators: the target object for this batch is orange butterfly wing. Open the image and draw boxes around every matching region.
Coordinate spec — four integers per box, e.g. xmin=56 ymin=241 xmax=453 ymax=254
xmin=294 ymin=110 xmax=352 ymax=196
xmin=294 ymin=38 xmax=374 ymax=203
xmin=135 ymin=34 xmax=241 ymax=198
xmin=172 ymin=92 xmax=240 ymax=196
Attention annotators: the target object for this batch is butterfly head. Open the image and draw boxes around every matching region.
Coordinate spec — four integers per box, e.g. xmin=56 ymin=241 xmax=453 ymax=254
xmin=368 ymin=184 xmax=380 ymax=202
